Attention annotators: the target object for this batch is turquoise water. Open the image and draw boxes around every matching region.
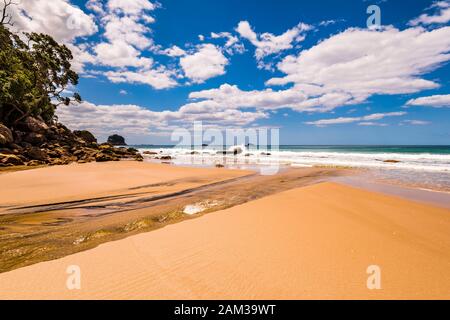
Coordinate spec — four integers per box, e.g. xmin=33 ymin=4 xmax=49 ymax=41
xmin=135 ymin=145 xmax=450 ymax=191
xmin=134 ymin=145 xmax=450 ymax=154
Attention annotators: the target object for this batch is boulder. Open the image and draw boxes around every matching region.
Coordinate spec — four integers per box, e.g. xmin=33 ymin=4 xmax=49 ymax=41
xmin=95 ymin=152 xmax=114 ymax=162
xmin=73 ymin=130 xmax=97 ymax=144
xmin=26 ymin=160 xmax=45 ymax=167
xmin=25 ymin=147 xmax=47 ymax=161
xmin=107 ymin=134 xmax=127 ymax=146
xmin=17 ymin=116 xmax=49 ymax=134
xmin=23 ymin=133 xmax=45 ymax=146
xmin=0 ymin=123 xmax=13 ymax=146
xmin=0 ymin=154 xmax=24 ymax=166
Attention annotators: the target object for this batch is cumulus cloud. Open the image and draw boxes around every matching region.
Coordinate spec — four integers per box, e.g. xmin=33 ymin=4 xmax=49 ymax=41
xmin=406 ymin=94 xmax=450 ymax=108
xmin=211 ymin=32 xmax=245 ymax=54
xmin=189 ymin=84 xmax=307 ymax=110
xmin=236 ymin=20 xmax=312 ymax=68
xmin=160 ymin=45 xmax=187 ymax=57
xmin=180 ymin=44 xmax=228 ymax=83
xmin=10 ymin=0 xmax=98 ymax=43
xmin=105 ymin=68 xmax=178 ymax=89
xmin=305 ymin=112 xmax=406 ymax=127
xmin=267 ymin=26 xmax=450 ymax=110
xmin=57 ymin=99 xmax=268 ymax=140
xmin=409 ymin=0 xmax=450 ymax=26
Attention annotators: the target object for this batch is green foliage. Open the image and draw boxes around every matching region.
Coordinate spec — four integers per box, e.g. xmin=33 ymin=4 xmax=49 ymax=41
xmin=0 ymin=24 xmax=81 ymax=127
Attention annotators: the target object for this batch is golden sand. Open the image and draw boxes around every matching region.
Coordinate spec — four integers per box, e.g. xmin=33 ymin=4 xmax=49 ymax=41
xmin=1 ymin=181 xmax=449 ymax=299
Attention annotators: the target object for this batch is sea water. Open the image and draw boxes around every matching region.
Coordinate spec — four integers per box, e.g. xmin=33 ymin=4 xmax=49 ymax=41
xmin=134 ymin=145 xmax=450 ymax=192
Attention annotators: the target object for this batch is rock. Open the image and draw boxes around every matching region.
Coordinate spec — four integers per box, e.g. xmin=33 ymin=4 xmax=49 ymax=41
xmin=261 ymin=152 xmax=271 ymax=156
xmin=23 ymin=133 xmax=45 ymax=146
xmin=384 ymin=160 xmax=400 ymax=163
xmin=107 ymin=134 xmax=127 ymax=146
xmin=95 ymin=152 xmax=114 ymax=162
xmin=17 ymin=116 xmax=49 ymax=134
xmin=0 ymin=148 xmax=14 ymax=155
xmin=73 ymin=130 xmax=97 ymax=144
xmin=26 ymin=160 xmax=45 ymax=167
xmin=127 ymin=147 xmax=138 ymax=153
xmin=134 ymin=154 xmax=144 ymax=162
xmin=0 ymin=154 xmax=24 ymax=166
xmin=143 ymin=151 xmax=158 ymax=155
xmin=0 ymin=123 xmax=13 ymax=146
xmin=160 ymin=156 xmax=172 ymax=160
xmin=25 ymin=147 xmax=47 ymax=161
xmin=215 ymin=164 xmax=225 ymax=168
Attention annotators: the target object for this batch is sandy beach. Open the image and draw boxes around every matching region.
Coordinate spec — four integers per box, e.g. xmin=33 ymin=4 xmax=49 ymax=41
xmin=1 ymin=164 xmax=449 ymax=299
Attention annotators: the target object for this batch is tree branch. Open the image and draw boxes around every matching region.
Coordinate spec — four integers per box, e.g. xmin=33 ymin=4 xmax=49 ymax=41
xmin=1 ymin=0 xmax=18 ymax=26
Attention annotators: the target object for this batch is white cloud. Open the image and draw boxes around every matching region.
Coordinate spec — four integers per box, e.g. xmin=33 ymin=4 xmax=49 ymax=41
xmin=57 ymin=99 xmax=267 ymax=140
xmin=409 ymin=0 xmax=450 ymax=26
xmin=107 ymin=0 xmax=157 ymax=15
xmin=236 ymin=20 xmax=312 ymax=68
xmin=105 ymin=68 xmax=178 ymax=89
xmin=211 ymin=32 xmax=245 ymax=54
xmin=305 ymin=112 xmax=406 ymax=126
xmin=10 ymin=0 xmax=98 ymax=43
xmin=406 ymin=94 xmax=450 ymax=108
xmin=102 ymin=14 xmax=154 ymax=50
xmin=180 ymin=44 xmax=228 ymax=83
xmin=161 ymin=45 xmax=186 ymax=57
xmin=267 ymin=26 xmax=450 ymax=110
xmin=400 ymin=120 xmax=431 ymax=125
xmin=189 ymin=84 xmax=307 ymax=110
xmin=94 ymin=41 xmax=153 ymax=68
xmin=358 ymin=122 xmax=388 ymax=127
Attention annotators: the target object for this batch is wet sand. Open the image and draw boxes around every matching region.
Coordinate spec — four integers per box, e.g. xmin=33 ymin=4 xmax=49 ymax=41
xmin=1 ymin=182 xmax=449 ymax=299
xmin=0 ymin=162 xmax=341 ymax=273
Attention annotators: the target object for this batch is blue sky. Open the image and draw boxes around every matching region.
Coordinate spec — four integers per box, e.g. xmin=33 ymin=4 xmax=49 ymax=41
xmin=10 ymin=0 xmax=450 ymax=144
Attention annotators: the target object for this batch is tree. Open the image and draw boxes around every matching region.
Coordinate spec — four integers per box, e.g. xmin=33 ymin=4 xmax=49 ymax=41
xmin=0 ymin=2 xmax=81 ymax=127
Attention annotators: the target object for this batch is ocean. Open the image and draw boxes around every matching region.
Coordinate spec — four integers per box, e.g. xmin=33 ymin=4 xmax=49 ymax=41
xmin=134 ymin=145 xmax=450 ymax=192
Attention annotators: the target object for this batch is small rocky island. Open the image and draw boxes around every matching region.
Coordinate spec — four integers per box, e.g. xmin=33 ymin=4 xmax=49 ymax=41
xmin=107 ymin=134 xmax=127 ymax=146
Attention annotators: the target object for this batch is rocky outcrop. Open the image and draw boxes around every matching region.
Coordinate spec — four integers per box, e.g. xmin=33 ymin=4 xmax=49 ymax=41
xmin=0 ymin=123 xmax=13 ymax=146
xmin=107 ymin=134 xmax=127 ymax=146
xmin=0 ymin=117 xmax=140 ymax=168
xmin=74 ymin=130 xmax=97 ymax=144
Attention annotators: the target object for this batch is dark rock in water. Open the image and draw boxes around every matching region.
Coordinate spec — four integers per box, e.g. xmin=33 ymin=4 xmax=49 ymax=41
xmin=107 ymin=134 xmax=127 ymax=146
xmin=74 ymin=130 xmax=97 ymax=144
xmin=215 ymin=164 xmax=225 ymax=168
xmin=0 ymin=123 xmax=13 ymax=146
xmin=160 ymin=156 xmax=172 ymax=160
xmin=384 ymin=159 xmax=401 ymax=163
xmin=143 ymin=151 xmax=158 ymax=155
xmin=261 ymin=152 xmax=271 ymax=156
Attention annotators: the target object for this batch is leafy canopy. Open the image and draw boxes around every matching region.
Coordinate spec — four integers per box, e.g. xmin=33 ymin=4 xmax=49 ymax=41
xmin=0 ymin=15 xmax=81 ymax=127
